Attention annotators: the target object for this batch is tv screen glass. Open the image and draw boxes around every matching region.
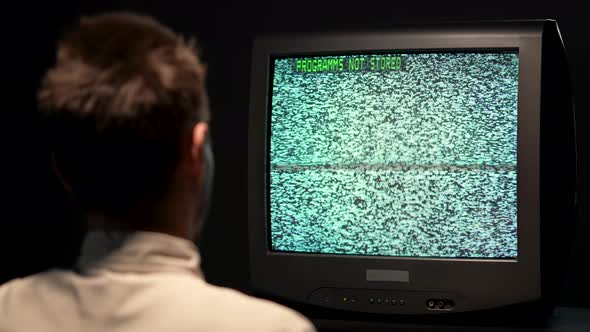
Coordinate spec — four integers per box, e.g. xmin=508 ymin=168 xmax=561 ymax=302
xmin=268 ymin=51 xmax=519 ymax=259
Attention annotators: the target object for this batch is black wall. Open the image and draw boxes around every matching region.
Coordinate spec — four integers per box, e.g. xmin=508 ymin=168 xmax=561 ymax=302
xmin=3 ymin=0 xmax=589 ymax=308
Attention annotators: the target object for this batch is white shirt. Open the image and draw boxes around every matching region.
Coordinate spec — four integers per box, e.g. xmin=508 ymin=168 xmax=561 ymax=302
xmin=0 ymin=231 xmax=316 ymax=332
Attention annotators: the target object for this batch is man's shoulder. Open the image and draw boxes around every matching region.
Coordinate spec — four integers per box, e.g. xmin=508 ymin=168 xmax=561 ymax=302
xmin=0 ymin=271 xmax=316 ymax=332
xmin=0 ymin=270 xmax=69 ymax=325
xmin=157 ymin=277 xmax=316 ymax=331
xmin=0 ymin=270 xmax=70 ymax=302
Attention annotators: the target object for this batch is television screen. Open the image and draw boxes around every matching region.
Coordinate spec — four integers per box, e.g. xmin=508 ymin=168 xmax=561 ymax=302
xmin=269 ymin=51 xmax=519 ymax=259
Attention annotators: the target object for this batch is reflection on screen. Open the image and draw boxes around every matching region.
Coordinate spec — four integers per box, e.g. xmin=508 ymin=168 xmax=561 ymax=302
xmin=269 ymin=52 xmax=519 ymax=258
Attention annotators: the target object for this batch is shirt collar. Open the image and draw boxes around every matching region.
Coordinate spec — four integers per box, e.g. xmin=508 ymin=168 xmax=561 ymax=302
xmin=76 ymin=229 xmax=203 ymax=278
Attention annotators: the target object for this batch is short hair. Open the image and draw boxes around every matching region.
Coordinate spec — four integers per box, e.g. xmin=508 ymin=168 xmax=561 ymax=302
xmin=38 ymin=12 xmax=209 ymax=217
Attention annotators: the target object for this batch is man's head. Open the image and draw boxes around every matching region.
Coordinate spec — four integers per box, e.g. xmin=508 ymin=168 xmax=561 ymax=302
xmin=38 ymin=13 xmax=212 ymax=238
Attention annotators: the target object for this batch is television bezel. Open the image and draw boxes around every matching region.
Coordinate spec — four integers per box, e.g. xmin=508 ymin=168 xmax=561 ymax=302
xmin=248 ymin=21 xmax=546 ymax=314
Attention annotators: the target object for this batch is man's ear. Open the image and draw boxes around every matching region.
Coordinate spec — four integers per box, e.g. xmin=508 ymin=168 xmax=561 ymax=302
xmin=191 ymin=122 xmax=209 ymax=163
xmin=51 ymin=152 xmax=73 ymax=193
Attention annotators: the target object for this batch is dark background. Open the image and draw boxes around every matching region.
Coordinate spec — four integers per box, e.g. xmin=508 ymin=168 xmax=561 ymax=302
xmin=2 ymin=0 xmax=588 ymax=310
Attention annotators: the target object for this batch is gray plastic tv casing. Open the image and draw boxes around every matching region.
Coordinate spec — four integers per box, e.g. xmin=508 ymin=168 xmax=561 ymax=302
xmin=248 ymin=20 xmax=575 ymax=315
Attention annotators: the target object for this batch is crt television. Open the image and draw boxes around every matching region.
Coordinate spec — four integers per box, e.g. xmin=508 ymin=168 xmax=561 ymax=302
xmin=248 ymin=20 xmax=577 ymax=320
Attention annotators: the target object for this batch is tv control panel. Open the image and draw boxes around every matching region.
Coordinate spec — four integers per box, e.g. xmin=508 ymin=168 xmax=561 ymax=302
xmin=307 ymin=288 xmax=457 ymax=314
